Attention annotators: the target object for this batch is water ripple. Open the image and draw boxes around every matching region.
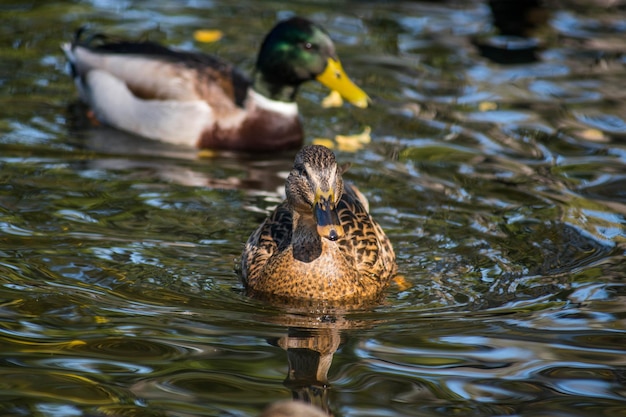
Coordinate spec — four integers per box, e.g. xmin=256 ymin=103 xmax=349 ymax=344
xmin=30 ymin=357 xmax=153 ymax=375
xmin=0 ymin=369 xmax=129 ymax=405
xmin=575 ymin=112 xmax=626 ymax=135
xmin=2 ymin=2 xmax=626 ymax=416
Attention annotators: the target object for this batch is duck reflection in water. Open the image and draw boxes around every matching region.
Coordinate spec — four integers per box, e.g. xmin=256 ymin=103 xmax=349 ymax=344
xmin=65 ymin=103 xmax=297 ymax=191
xmin=258 ymin=399 xmax=329 ymax=417
xmin=257 ymin=304 xmax=379 ymax=416
xmin=265 ymin=325 xmax=342 ymax=416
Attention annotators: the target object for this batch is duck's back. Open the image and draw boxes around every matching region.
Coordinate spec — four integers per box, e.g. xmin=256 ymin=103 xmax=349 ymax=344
xmin=65 ymin=37 xmax=250 ymax=105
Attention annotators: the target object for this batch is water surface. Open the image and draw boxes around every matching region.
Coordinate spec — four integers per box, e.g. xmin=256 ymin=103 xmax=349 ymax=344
xmin=1 ymin=1 xmax=625 ymax=416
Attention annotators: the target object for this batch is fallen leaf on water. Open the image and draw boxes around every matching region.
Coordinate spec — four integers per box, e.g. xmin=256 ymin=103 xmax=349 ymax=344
xmin=197 ymin=149 xmax=217 ymax=159
xmin=479 ymin=101 xmax=498 ymax=111
xmin=337 ymin=140 xmax=363 ymax=153
xmin=336 ymin=126 xmax=371 ymax=152
xmin=312 ymin=138 xmax=336 ymax=149
xmin=578 ymin=128 xmax=607 ymax=142
xmin=321 ymin=90 xmax=343 ymax=108
xmin=313 ymin=126 xmax=372 ymax=152
xmin=393 ymin=275 xmax=412 ymax=291
xmin=194 ymin=29 xmax=223 ymax=43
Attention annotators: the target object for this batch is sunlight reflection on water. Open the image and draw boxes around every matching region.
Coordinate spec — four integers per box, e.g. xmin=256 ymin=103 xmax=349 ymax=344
xmin=0 ymin=0 xmax=625 ymax=416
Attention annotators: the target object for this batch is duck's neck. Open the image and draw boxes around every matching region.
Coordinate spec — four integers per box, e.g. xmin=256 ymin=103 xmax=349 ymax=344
xmin=291 ymin=212 xmax=322 ymax=263
xmin=252 ymin=71 xmax=299 ymax=103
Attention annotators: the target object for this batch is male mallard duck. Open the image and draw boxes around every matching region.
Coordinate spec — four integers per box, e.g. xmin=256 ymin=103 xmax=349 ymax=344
xmin=241 ymin=145 xmax=396 ymax=302
xmin=61 ymin=17 xmax=369 ymax=151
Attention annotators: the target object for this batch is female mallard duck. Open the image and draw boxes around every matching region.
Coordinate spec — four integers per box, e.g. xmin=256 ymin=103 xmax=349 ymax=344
xmin=61 ymin=17 xmax=369 ymax=151
xmin=241 ymin=145 xmax=396 ymax=302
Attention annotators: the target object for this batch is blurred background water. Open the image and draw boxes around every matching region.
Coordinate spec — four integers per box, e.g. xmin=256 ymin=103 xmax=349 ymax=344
xmin=1 ymin=0 xmax=625 ymax=416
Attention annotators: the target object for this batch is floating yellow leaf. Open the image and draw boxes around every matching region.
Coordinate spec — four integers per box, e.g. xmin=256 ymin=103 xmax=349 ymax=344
xmin=479 ymin=101 xmax=497 ymax=111
xmin=579 ymin=128 xmax=607 ymax=142
xmin=312 ymin=138 xmax=335 ymax=149
xmin=393 ymin=275 xmax=412 ymax=291
xmin=321 ymin=90 xmax=344 ymax=108
xmin=336 ymin=140 xmax=362 ymax=152
xmin=197 ymin=149 xmax=217 ymax=159
xmin=314 ymin=126 xmax=372 ymax=152
xmin=193 ymin=29 xmax=223 ymax=43
xmin=335 ymin=126 xmax=371 ymax=150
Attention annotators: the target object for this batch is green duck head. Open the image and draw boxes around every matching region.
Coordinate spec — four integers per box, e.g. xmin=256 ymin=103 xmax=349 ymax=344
xmin=254 ymin=17 xmax=369 ymax=107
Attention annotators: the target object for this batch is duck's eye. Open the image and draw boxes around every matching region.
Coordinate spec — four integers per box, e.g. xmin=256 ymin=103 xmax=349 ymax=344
xmin=293 ymin=164 xmax=307 ymax=178
xmin=301 ymin=42 xmax=318 ymax=52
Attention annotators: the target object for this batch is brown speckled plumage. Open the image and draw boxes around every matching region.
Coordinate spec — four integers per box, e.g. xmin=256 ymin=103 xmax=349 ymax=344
xmin=241 ymin=145 xmax=396 ymax=302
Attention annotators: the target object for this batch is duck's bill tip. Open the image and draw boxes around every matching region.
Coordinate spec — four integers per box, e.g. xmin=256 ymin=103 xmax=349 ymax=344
xmin=316 ymin=58 xmax=369 ymax=109
xmin=316 ymin=224 xmax=344 ymax=241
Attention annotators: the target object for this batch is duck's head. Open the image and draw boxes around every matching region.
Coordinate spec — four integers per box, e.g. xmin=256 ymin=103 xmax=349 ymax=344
xmin=255 ymin=17 xmax=369 ymax=107
xmin=287 ymin=145 xmax=345 ymax=241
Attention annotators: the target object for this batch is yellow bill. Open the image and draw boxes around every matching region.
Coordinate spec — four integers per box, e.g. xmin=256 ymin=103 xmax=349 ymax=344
xmin=316 ymin=57 xmax=369 ymax=108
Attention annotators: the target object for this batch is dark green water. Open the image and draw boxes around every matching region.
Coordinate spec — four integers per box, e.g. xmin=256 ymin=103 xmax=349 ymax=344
xmin=1 ymin=1 xmax=625 ymax=416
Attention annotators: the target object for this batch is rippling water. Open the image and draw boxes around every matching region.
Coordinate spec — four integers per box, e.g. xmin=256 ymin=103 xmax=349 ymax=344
xmin=1 ymin=1 xmax=625 ymax=416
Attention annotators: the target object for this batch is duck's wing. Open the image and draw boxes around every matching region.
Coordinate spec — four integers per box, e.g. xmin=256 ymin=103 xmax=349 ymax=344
xmin=61 ymin=29 xmax=251 ymax=105
xmin=241 ymin=202 xmax=293 ymax=284
xmin=61 ymin=30 xmax=254 ymax=146
xmin=339 ymin=184 xmax=397 ymax=281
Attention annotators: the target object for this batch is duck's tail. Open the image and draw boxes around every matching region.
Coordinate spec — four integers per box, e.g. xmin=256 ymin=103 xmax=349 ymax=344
xmin=60 ymin=27 xmax=85 ymax=77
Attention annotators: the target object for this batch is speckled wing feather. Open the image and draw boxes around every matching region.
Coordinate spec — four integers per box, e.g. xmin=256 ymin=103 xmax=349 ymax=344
xmin=241 ymin=202 xmax=293 ymax=284
xmin=336 ymin=184 xmax=397 ymax=282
